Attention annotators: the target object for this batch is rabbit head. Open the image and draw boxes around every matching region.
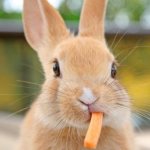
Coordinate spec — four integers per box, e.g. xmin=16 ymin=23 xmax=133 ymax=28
xmin=23 ymin=0 xmax=131 ymax=130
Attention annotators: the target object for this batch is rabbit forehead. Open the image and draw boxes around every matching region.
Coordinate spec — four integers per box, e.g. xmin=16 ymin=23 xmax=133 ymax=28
xmin=56 ymin=37 xmax=114 ymax=60
xmin=55 ymin=37 xmax=114 ymax=78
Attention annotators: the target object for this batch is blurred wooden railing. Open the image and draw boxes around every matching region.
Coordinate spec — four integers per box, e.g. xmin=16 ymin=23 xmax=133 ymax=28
xmin=0 ymin=20 xmax=150 ymax=36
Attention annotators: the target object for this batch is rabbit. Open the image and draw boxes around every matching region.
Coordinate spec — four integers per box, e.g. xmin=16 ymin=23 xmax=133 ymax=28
xmin=17 ymin=0 xmax=136 ymax=149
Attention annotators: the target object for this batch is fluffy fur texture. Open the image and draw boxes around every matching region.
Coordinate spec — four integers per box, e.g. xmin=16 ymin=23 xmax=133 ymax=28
xmin=18 ymin=0 xmax=135 ymax=149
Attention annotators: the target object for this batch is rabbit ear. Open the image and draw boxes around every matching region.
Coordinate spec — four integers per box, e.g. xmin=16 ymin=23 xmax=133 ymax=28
xmin=23 ymin=0 xmax=70 ymax=76
xmin=23 ymin=0 xmax=69 ymax=51
xmin=79 ymin=0 xmax=108 ymax=40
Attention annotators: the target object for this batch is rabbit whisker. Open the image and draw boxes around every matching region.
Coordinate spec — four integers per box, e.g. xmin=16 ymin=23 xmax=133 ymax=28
xmin=0 ymin=93 xmax=36 ymax=96
xmin=8 ymin=94 xmax=36 ymax=107
xmin=46 ymin=111 xmax=61 ymax=119
xmin=11 ymin=84 xmax=40 ymax=90
xmin=119 ymin=47 xmax=139 ymax=65
xmin=132 ymin=107 xmax=150 ymax=118
xmin=110 ymin=31 xmax=120 ymax=50
xmin=112 ymin=31 xmax=128 ymax=50
xmin=133 ymin=111 xmax=150 ymax=121
xmin=21 ymin=63 xmax=44 ymax=77
xmin=16 ymin=80 xmax=41 ymax=86
xmin=5 ymin=106 xmax=30 ymax=119
xmin=54 ymin=117 xmax=66 ymax=129
xmin=132 ymin=113 xmax=144 ymax=132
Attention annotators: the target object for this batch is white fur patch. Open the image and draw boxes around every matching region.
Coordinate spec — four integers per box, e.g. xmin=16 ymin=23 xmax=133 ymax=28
xmin=35 ymin=106 xmax=65 ymax=130
xmin=79 ymin=87 xmax=97 ymax=105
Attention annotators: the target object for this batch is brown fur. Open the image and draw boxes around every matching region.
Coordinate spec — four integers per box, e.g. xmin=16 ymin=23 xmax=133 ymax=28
xmin=18 ymin=0 xmax=136 ymax=149
xmin=18 ymin=111 xmax=134 ymax=150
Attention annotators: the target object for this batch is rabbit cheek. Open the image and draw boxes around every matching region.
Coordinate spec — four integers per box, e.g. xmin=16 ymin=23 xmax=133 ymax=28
xmin=58 ymin=95 xmax=90 ymax=128
xmin=102 ymin=81 xmax=131 ymax=129
xmin=104 ymin=107 xmax=131 ymax=129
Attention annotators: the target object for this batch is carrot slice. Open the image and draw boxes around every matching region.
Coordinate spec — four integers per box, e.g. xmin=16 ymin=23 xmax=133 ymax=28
xmin=84 ymin=112 xmax=103 ymax=149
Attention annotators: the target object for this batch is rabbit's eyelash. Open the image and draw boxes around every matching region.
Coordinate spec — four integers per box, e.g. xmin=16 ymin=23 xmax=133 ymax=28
xmin=52 ymin=58 xmax=58 ymax=63
xmin=112 ymin=60 xmax=118 ymax=66
xmin=48 ymin=58 xmax=59 ymax=65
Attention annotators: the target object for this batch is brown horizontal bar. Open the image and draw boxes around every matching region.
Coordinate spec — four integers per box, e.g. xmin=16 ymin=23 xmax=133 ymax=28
xmin=0 ymin=20 xmax=150 ymax=37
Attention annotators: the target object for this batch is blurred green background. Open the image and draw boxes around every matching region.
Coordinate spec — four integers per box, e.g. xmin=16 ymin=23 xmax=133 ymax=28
xmin=0 ymin=0 xmax=150 ymax=126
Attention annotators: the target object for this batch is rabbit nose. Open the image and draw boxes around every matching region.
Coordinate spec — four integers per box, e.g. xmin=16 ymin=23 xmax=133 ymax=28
xmin=79 ymin=87 xmax=97 ymax=105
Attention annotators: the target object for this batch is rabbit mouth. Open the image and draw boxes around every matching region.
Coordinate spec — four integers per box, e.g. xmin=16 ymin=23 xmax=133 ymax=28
xmin=61 ymin=105 xmax=105 ymax=129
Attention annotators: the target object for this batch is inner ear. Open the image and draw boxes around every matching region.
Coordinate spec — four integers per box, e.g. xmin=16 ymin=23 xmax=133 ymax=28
xmin=23 ymin=0 xmax=70 ymax=51
xmin=23 ymin=0 xmax=44 ymax=50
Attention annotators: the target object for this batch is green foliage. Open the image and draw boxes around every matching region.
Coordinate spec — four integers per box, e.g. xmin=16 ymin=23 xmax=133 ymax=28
xmin=106 ymin=0 xmax=148 ymax=21
xmin=0 ymin=11 xmax=21 ymax=19
xmin=0 ymin=0 xmax=150 ymax=22
xmin=0 ymin=0 xmax=21 ymax=19
xmin=59 ymin=0 xmax=150 ymax=22
xmin=59 ymin=1 xmax=81 ymax=21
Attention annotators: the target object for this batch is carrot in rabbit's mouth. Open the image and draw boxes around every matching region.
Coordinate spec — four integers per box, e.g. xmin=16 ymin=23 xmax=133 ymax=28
xmin=84 ymin=112 xmax=103 ymax=149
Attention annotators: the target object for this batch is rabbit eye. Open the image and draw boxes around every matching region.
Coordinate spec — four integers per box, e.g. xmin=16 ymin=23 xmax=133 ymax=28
xmin=111 ymin=63 xmax=117 ymax=78
xmin=53 ymin=60 xmax=60 ymax=77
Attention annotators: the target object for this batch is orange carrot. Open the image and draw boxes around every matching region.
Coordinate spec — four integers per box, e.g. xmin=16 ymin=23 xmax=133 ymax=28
xmin=84 ymin=112 xmax=103 ymax=149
